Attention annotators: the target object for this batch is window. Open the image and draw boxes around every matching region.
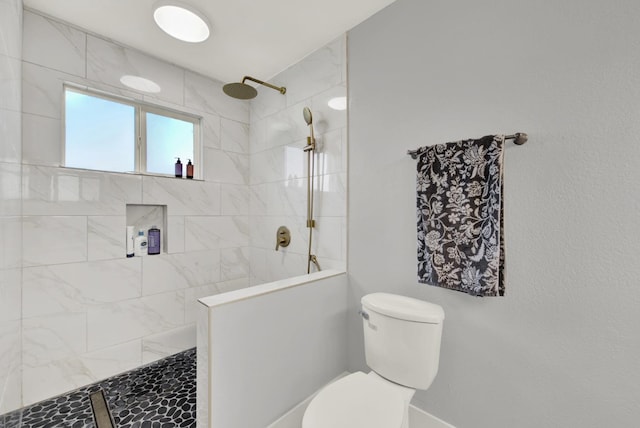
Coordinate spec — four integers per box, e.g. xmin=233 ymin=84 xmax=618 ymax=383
xmin=64 ymin=86 xmax=200 ymax=178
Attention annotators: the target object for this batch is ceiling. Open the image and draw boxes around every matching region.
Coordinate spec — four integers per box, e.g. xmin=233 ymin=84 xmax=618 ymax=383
xmin=23 ymin=0 xmax=397 ymax=84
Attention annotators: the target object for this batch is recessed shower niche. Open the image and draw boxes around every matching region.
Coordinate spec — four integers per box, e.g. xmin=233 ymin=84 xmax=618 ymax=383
xmin=126 ymin=204 xmax=168 ymax=255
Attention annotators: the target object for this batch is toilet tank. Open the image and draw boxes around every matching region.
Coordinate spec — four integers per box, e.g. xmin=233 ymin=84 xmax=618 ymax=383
xmin=361 ymin=293 xmax=445 ymax=390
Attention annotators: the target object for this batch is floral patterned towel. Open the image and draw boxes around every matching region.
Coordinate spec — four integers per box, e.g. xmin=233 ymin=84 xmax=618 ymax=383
xmin=415 ymin=135 xmax=505 ymax=297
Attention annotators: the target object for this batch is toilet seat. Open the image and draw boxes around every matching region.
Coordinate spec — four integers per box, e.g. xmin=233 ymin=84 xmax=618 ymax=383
xmin=302 ymin=372 xmax=406 ymax=428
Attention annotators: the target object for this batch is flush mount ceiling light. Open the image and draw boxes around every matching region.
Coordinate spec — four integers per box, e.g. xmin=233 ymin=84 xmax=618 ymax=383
xmin=328 ymin=96 xmax=347 ymax=111
xmin=153 ymin=1 xmax=211 ymax=43
xmin=120 ymin=75 xmax=162 ymax=93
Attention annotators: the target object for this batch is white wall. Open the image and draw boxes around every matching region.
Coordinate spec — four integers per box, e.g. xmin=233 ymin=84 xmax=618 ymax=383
xmin=348 ymin=0 xmax=640 ymax=427
xmin=0 ymin=0 xmax=23 ymax=414
xmin=10 ymin=9 xmax=252 ymax=408
xmin=249 ymin=36 xmax=347 ymax=284
xmin=198 ymin=271 xmax=348 ymax=428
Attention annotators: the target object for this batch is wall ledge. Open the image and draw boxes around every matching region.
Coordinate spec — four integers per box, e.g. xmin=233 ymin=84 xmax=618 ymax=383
xmin=198 ymin=269 xmax=345 ymax=308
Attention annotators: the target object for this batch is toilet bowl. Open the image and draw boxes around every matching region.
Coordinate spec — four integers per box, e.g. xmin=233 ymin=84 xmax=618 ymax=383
xmin=302 ymin=371 xmax=415 ymax=428
xmin=301 ymin=293 xmax=445 ymax=428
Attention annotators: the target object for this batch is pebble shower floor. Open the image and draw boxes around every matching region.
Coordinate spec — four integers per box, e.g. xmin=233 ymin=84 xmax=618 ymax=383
xmin=0 ymin=348 xmax=196 ymax=428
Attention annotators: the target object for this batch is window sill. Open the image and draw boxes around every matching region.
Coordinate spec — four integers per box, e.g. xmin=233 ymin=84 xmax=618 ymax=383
xmin=59 ymin=165 xmax=205 ymax=181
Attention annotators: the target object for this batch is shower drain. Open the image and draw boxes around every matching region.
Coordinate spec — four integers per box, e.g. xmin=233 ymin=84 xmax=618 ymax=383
xmin=89 ymin=389 xmax=116 ymax=428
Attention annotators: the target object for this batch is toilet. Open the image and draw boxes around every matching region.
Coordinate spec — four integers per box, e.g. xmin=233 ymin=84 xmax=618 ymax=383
xmin=302 ymin=293 xmax=445 ymax=428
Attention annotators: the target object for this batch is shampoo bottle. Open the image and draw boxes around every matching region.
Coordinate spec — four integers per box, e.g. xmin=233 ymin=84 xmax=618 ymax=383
xmin=186 ymin=159 xmax=194 ymax=179
xmin=148 ymin=226 xmax=161 ymax=255
xmin=175 ymin=158 xmax=183 ymax=178
xmin=126 ymin=226 xmax=135 ymax=258
xmin=134 ymin=229 xmax=148 ymax=257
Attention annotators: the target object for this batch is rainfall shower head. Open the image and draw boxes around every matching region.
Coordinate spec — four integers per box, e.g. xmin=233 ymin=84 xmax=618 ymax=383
xmin=223 ymin=82 xmax=257 ymax=99
xmin=303 ymin=106 xmax=313 ymax=126
xmin=223 ymin=76 xmax=286 ymax=100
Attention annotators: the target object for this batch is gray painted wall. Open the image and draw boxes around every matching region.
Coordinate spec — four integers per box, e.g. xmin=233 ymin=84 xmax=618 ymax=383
xmin=347 ymin=0 xmax=640 ymax=426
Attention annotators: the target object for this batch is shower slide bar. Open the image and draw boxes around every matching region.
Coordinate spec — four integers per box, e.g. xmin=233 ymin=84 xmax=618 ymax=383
xmin=406 ymin=132 xmax=528 ymax=159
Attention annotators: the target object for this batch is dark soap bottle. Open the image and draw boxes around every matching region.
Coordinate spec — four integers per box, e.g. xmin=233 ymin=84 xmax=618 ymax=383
xmin=186 ymin=159 xmax=194 ymax=179
xmin=148 ymin=226 xmax=161 ymax=255
xmin=175 ymin=158 xmax=182 ymax=178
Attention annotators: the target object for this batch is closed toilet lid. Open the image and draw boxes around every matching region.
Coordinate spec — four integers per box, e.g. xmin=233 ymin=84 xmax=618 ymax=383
xmin=302 ymin=372 xmax=405 ymax=428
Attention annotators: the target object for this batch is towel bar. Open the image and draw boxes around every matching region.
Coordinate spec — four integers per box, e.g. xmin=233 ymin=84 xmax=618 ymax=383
xmin=407 ymin=133 xmax=527 ymax=159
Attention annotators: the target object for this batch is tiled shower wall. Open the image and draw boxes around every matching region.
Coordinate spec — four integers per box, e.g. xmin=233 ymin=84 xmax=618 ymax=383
xmin=12 ymin=9 xmax=252 ymax=408
xmin=0 ymin=7 xmax=346 ymax=412
xmin=0 ymin=0 xmax=23 ymax=414
xmin=248 ymin=36 xmax=347 ymax=284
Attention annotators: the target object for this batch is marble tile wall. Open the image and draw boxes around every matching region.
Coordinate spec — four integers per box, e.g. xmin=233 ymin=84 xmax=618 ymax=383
xmin=13 ymin=9 xmax=251 ymax=408
xmin=0 ymin=0 xmax=23 ymax=414
xmin=0 ymin=7 xmax=347 ymax=413
xmin=248 ymin=36 xmax=348 ymax=285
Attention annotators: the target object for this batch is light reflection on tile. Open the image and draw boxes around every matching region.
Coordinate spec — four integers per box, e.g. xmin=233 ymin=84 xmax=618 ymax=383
xmin=86 ymin=35 xmax=183 ymax=104
xmin=315 ymin=128 xmax=345 ymax=176
xmin=310 ymin=84 xmax=347 ymax=134
xmin=264 ymin=102 xmax=308 ymax=148
xmin=23 ymin=166 xmax=142 ymax=216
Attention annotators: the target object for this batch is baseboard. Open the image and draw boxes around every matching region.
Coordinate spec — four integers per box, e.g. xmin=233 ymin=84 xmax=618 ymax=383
xmin=266 ymin=394 xmax=314 ymax=428
xmin=267 ymin=374 xmax=456 ymax=428
xmin=408 ymin=405 xmax=456 ymax=428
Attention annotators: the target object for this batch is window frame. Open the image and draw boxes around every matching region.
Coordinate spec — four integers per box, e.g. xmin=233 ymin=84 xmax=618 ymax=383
xmin=63 ymin=84 xmax=202 ymax=179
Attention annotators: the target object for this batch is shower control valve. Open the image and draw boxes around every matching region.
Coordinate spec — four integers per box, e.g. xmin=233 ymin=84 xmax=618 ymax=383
xmin=275 ymin=226 xmax=291 ymax=251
